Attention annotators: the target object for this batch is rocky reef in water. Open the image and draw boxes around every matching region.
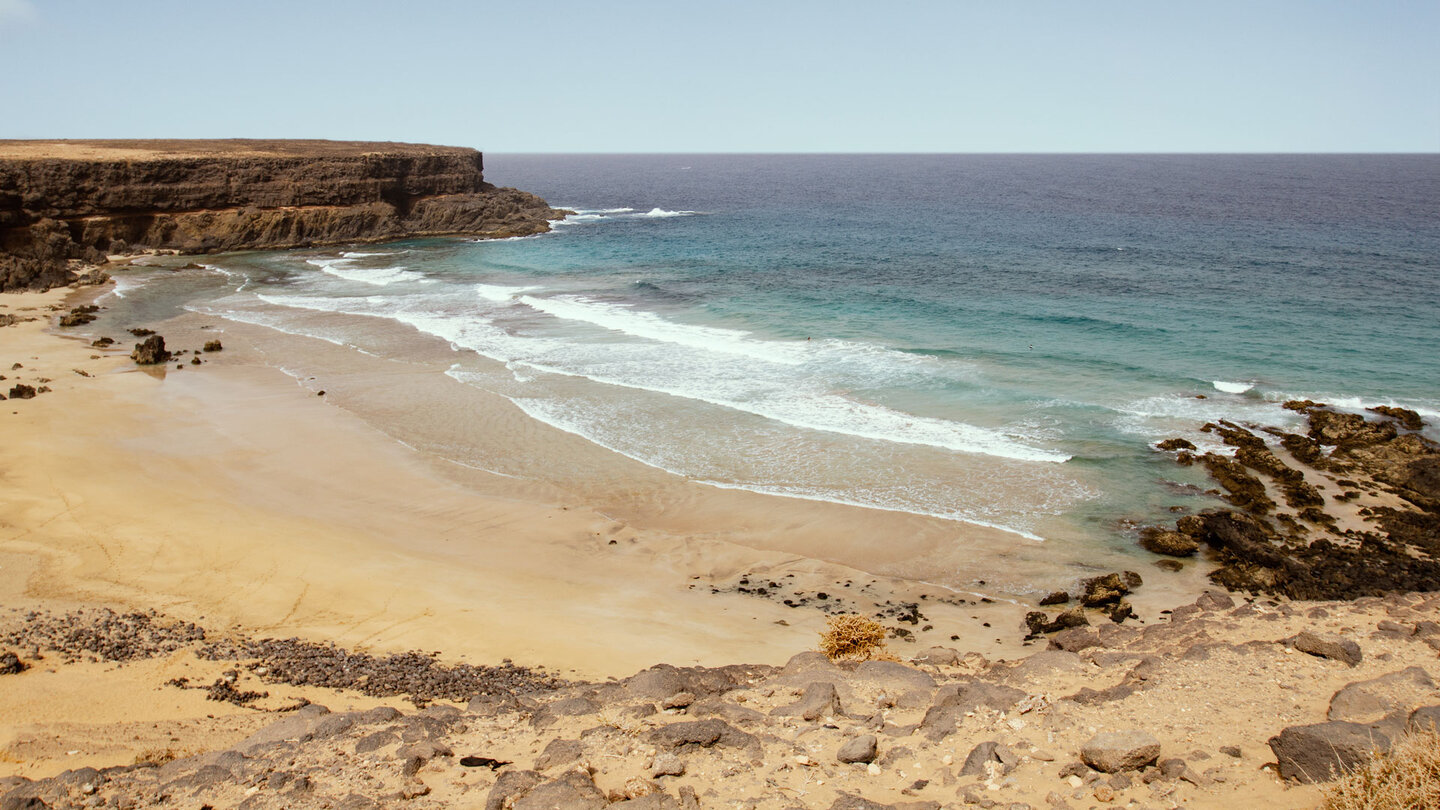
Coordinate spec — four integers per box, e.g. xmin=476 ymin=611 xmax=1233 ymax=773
xmin=0 ymin=139 xmax=567 ymax=290
xmin=1144 ymin=403 xmax=1440 ymax=599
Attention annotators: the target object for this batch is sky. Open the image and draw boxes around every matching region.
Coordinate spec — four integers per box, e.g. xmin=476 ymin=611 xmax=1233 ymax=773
xmin=1 ymin=0 xmax=1436 ymax=153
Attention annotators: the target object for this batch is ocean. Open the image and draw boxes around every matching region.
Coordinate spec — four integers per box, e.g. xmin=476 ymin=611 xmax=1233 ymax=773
xmin=97 ymin=154 xmax=1440 ymax=587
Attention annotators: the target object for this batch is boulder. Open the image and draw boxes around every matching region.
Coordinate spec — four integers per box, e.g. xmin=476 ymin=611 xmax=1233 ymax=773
xmin=1194 ymin=591 xmax=1235 ymax=611
xmin=651 ymin=753 xmax=686 ymax=777
xmin=0 ymin=652 xmax=23 ymax=675
xmin=1048 ymin=627 xmax=1101 ymax=653
xmin=1025 ymin=606 xmax=1090 ymax=637
xmin=1328 ymin=667 xmax=1436 ymax=725
xmin=909 ymin=646 xmax=960 ymax=666
xmin=919 ymin=682 xmax=1026 ymax=741
xmin=1080 ymin=730 xmax=1161 ymax=773
xmin=771 ymin=681 xmax=843 ymax=721
xmin=647 ymin=719 xmax=758 ymax=754
xmin=354 ymin=730 xmax=398 ymax=754
xmin=1269 ymin=722 xmax=1390 ymax=783
xmin=958 ymin=741 xmax=1019 ymax=777
xmin=511 ymin=770 xmax=607 ymax=810
xmin=233 ymin=704 xmax=332 ymax=753
xmin=626 ymin=664 xmax=688 ymax=700
xmin=485 ymin=770 xmax=543 ymax=810
xmin=130 ymin=335 xmax=171 ymax=365
xmin=1139 ymin=528 xmax=1199 ymax=557
xmin=853 ymin=660 xmax=936 ymax=691
xmin=1080 ymin=572 xmax=1142 ymax=607
xmin=836 ymin=734 xmax=878 ymax=764
xmin=1292 ymin=631 xmax=1362 ymax=666
xmin=1407 ymin=705 xmax=1440 ymax=733
xmin=533 ymin=738 xmax=583 ymax=771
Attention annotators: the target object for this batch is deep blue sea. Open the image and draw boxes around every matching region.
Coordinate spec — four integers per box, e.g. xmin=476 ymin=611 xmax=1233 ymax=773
xmin=106 ymin=154 xmax=1440 ymax=559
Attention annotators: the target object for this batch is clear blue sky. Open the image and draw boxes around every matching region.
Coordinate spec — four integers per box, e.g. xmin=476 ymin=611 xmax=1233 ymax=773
xmin=2 ymin=0 xmax=1436 ymax=152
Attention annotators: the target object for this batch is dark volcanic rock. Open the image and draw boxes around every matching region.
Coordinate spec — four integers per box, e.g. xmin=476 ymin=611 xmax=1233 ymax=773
xmin=1079 ymin=572 xmax=1140 ymax=607
xmin=1138 ymin=527 xmax=1199 ymax=557
xmin=0 ymin=652 xmax=23 ymax=675
xmin=1368 ymin=406 xmax=1425 ymax=431
xmin=771 ymin=681 xmax=843 ymax=721
xmin=1291 ymin=631 xmax=1362 ymax=667
xmin=1080 ymin=730 xmax=1161 ymax=773
xmin=1025 ymin=606 xmax=1090 ymax=637
xmin=836 ymin=734 xmax=878 ymax=764
xmin=130 ymin=335 xmax=171 ymax=365
xmin=6 ymin=384 xmax=34 ymax=400
xmin=1269 ymin=722 xmax=1390 ymax=783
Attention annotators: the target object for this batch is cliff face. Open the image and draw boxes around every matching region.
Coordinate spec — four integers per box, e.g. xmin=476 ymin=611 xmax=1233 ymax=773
xmin=0 ymin=140 xmax=564 ymax=290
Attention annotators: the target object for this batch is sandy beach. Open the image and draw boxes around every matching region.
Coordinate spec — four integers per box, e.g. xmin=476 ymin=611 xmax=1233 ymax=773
xmin=3 ymin=281 xmax=1438 ymax=810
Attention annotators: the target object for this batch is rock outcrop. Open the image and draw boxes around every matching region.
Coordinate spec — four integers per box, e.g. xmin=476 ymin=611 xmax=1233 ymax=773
xmin=0 ymin=139 xmax=566 ymax=290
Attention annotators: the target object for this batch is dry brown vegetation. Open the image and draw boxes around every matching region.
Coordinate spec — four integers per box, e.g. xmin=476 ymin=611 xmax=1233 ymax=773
xmin=817 ymin=614 xmax=889 ymax=661
xmin=1321 ymin=727 xmax=1440 ymax=810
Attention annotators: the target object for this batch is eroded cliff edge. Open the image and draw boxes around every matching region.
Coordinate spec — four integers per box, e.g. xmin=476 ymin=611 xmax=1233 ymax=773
xmin=0 ymin=139 xmax=565 ymax=290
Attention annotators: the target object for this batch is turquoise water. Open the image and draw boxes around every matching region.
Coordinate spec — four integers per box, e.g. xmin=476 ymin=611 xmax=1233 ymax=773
xmin=101 ymin=154 xmax=1440 ymax=554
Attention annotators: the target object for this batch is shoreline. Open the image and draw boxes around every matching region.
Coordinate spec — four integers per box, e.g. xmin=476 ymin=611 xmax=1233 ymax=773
xmin=4 ymin=280 xmax=1438 ymax=808
xmin=6 ymin=281 xmax=1164 ymax=678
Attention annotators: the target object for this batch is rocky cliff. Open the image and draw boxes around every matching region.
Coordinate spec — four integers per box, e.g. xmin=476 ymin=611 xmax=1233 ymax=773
xmin=0 ymin=139 xmax=565 ymax=290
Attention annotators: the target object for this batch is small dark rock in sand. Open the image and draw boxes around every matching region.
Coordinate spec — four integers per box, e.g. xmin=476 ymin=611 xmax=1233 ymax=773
xmin=203 ymin=340 xmax=223 ymax=352
xmin=131 ymin=335 xmax=171 ymax=365
xmin=7 ymin=384 xmax=35 ymax=400
xmin=58 ymin=305 xmax=100 ymax=327
xmin=127 ymin=328 xmax=154 ymax=337
xmin=1038 ymin=591 xmax=1069 ymax=606
xmin=1079 ymin=572 xmax=1141 ymax=608
xmin=0 ymin=651 xmax=25 ymax=675
xmin=836 ymin=734 xmax=878 ymax=764
xmin=1290 ymin=631 xmax=1362 ymax=667
xmin=1025 ymin=607 xmax=1090 ymax=637
xmin=1080 ymin=730 xmax=1161 ymax=773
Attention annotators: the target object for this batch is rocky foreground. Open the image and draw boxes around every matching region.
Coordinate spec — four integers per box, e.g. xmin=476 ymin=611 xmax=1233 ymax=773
xmin=0 ymin=140 xmax=566 ymax=290
xmin=2 ymin=590 xmax=1438 ymax=810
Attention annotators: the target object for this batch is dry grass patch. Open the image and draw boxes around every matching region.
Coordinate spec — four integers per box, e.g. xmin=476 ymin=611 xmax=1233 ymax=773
xmin=1322 ymin=727 xmax=1440 ymax=810
xmin=818 ymin=614 xmax=889 ymax=662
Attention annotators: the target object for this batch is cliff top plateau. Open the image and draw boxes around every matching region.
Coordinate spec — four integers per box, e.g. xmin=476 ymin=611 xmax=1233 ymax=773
xmin=0 ymin=139 xmax=478 ymax=161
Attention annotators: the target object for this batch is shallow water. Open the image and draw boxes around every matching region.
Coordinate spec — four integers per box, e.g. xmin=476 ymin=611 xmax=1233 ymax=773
xmin=94 ymin=154 xmax=1440 ymax=576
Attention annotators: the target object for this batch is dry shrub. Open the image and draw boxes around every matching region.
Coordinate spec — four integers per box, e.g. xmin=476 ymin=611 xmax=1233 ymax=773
xmin=1322 ymin=726 xmax=1440 ymax=810
xmin=818 ymin=614 xmax=888 ymax=661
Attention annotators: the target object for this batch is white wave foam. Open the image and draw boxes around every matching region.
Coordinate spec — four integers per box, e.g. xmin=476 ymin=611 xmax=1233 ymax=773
xmin=552 ymin=206 xmax=695 ymax=223
xmin=305 ymin=257 xmax=423 ymax=286
xmin=1268 ymin=393 xmax=1440 ymax=423
xmin=639 ymin=207 xmax=697 ymax=218
xmin=474 ymin=283 xmax=539 ymax=303
xmin=238 ymin=290 xmax=1068 ymax=464
xmin=482 ymin=385 xmax=1055 ymax=539
xmin=1212 ymin=380 xmax=1255 ymax=394
xmin=507 ymin=358 xmax=1069 ymax=463
xmin=518 ymin=294 xmax=805 ymax=365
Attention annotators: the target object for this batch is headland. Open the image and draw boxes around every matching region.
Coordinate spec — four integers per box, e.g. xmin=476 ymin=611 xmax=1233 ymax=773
xmin=0 ymin=139 xmax=565 ymax=290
